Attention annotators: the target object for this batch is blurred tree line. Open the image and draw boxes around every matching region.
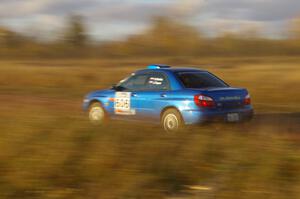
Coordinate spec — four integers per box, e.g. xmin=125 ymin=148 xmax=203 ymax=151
xmin=1 ymin=15 xmax=300 ymax=58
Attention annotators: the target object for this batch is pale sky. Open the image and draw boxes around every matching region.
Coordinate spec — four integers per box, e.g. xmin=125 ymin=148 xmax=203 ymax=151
xmin=0 ymin=0 xmax=299 ymax=40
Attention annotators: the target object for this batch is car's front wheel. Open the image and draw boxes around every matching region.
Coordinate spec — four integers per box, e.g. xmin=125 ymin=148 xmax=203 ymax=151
xmin=88 ymin=102 xmax=106 ymax=125
xmin=161 ymin=108 xmax=184 ymax=133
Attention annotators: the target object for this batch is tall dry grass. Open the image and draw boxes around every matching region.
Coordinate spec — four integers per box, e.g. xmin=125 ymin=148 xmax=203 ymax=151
xmin=0 ymin=57 xmax=299 ymax=198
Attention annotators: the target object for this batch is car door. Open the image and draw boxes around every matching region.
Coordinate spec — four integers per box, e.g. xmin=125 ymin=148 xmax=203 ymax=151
xmin=112 ymin=73 xmax=149 ymax=120
xmin=132 ymin=72 xmax=171 ymax=122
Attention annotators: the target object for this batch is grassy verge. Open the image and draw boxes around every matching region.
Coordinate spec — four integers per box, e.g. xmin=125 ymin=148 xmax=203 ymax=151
xmin=0 ymin=57 xmax=299 ymax=198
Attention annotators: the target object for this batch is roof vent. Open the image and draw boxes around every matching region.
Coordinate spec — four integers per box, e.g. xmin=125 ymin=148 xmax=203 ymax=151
xmin=147 ymin=64 xmax=171 ymax=69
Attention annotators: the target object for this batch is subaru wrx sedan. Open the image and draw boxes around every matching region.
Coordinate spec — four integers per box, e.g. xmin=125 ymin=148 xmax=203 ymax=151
xmin=83 ymin=65 xmax=253 ymax=132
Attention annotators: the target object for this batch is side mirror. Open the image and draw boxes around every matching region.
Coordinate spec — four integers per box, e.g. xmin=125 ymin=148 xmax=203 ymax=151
xmin=111 ymin=85 xmax=126 ymax=91
xmin=111 ymin=84 xmax=117 ymax=90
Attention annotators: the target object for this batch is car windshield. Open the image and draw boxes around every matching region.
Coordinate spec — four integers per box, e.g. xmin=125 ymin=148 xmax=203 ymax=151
xmin=176 ymin=72 xmax=228 ymax=89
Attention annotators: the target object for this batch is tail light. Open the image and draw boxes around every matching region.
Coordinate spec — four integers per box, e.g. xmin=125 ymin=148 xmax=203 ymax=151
xmin=244 ymin=94 xmax=251 ymax=105
xmin=194 ymin=94 xmax=215 ymax=108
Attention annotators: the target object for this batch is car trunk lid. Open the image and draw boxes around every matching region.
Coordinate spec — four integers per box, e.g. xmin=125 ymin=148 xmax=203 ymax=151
xmin=195 ymin=87 xmax=248 ymax=110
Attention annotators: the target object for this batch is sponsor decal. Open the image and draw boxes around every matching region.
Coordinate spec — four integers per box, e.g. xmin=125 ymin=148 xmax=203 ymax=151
xmin=148 ymin=77 xmax=164 ymax=85
xmin=220 ymin=96 xmax=241 ymax=101
xmin=114 ymin=92 xmax=136 ymax=115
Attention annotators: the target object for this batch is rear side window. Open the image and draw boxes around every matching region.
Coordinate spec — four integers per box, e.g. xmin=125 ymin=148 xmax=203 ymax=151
xmin=145 ymin=73 xmax=169 ymax=91
xmin=176 ymin=72 xmax=228 ymax=89
xmin=119 ymin=73 xmax=169 ymax=91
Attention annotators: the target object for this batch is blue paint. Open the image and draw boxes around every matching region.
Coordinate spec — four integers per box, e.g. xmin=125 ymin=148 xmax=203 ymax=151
xmin=83 ymin=65 xmax=254 ymax=125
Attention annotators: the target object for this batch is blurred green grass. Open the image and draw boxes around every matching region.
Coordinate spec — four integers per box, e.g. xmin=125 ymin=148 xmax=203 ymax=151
xmin=0 ymin=57 xmax=300 ymax=198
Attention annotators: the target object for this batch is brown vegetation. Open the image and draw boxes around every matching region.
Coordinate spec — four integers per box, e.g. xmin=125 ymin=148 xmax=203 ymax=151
xmin=0 ymin=58 xmax=299 ymax=198
xmin=1 ymin=16 xmax=300 ymax=58
xmin=1 ymin=12 xmax=300 ymax=199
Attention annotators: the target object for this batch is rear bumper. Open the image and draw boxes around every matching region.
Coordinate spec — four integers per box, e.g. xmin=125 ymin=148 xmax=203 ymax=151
xmin=181 ymin=106 xmax=254 ymax=125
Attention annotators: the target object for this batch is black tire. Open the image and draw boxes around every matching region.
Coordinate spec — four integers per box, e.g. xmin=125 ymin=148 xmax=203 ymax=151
xmin=88 ymin=102 xmax=107 ymax=125
xmin=161 ymin=108 xmax=184 ymax=132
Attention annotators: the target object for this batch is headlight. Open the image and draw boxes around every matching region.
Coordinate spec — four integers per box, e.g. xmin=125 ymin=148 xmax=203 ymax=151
xmin=83 ymin=99 xmax=89 ymax=103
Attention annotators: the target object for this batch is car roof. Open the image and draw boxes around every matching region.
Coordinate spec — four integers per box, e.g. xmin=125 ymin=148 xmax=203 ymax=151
xmin=136 ymin=67 xmax=208 ymax=74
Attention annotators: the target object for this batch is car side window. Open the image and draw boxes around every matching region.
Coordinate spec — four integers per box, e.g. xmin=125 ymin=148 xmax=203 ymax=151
xmin=120 ymin=74 xmax=148 ymax=91
xmin=145 ymin=73 xmax=169 ymax=91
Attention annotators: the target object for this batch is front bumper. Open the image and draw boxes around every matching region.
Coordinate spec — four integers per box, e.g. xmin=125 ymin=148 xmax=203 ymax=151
xmin=181 ymin=106 xmax=254 ymax=125
xmin=82 ymin=99 xmax=90 ymax=111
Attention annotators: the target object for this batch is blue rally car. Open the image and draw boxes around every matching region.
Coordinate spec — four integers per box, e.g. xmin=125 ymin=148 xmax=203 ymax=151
xmin=83 ymin=65 xmax=253 ymax=132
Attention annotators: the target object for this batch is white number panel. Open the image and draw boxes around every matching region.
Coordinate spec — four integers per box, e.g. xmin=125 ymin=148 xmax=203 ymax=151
xmin=114 ymin=92 xmax=135 ymax=115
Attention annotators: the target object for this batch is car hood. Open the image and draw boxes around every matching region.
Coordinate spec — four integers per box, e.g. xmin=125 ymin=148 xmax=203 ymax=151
xmin=86 ymin=89 xmax=114 ymax=98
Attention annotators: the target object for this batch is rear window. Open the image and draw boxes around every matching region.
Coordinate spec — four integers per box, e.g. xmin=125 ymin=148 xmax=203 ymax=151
xmin=176 ymin=72 xmax=228 ymax=89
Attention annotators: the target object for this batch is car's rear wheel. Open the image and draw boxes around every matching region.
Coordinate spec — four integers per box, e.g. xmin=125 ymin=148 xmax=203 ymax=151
xmin=88 ymin=102 xmax=106 ymax=125
xmin=161 ymin=108 xmax=184 ymax=133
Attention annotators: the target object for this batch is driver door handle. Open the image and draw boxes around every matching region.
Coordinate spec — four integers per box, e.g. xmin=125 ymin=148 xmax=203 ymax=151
xmin=160 ymin=93 xmax=167 ymax=98
xmin=132 ymin=93 xmax=138 ymax=97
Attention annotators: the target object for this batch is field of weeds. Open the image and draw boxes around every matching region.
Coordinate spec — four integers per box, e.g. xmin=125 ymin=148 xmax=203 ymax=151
xmin=0 ymin=57 xmax=299 ymax=198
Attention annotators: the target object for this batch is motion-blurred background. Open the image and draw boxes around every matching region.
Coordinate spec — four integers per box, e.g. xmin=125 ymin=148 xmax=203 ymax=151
xmin=0 ymin=0 xmax=300 ymax=198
